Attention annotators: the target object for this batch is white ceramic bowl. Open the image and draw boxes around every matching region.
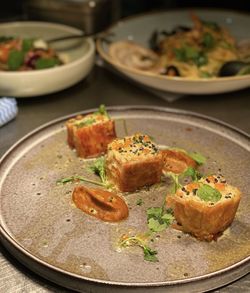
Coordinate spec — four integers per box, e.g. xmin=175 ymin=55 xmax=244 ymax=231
xmin=0 ymin=21 xmax=95 ymax=97
xmin=97 ymin=9 xmax=250 ymax=95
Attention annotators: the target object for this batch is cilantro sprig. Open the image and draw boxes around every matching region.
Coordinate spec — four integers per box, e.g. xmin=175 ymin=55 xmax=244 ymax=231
xmin=88 ymin=156 xmax=111 ymax=188
xmin=94 ymin=104 xmax=109 ymax=118
xmin=56 ymin=156 xmax=111 ymax=188
xmin=147 ymin=207 xmax=174 ymax=232
xmin=167 ymin=166 xmax=203 ymax=193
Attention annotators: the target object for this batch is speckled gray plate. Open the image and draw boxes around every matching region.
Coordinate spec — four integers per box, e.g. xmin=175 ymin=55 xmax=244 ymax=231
xmin=0 ymin=106 xmax=249 ymax=293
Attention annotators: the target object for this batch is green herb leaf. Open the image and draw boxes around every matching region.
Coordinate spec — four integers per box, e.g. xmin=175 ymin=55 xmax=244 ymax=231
xmin=147 ymin=207 xmax=174 ymax=232
xmin=89 ymin=157 xmax=106 ymax=182
xmin=35 ymin=57 xmax=61 ymax=69
xmin=88 ymin=157 xmax=111 ymax=188
xmin=143 ymin=246 xmax=158 ymax=262
xmin=193 ymin=52 xmax=208 ymax=67
xmin=174 ymin=46 xmax=208 ymax=67
xmin=76 ymin=118 xmax=96 ymax=128
xmin=202 ymin=32 xmax=215 ymax=49
xmin=181 ymin=167 xmax=202 ymax=182
xmin=148 ymin=218 xmax=167 ymax=232
xmin=95 ymin=104 xmax=109 ymax=118
xmin=22 ymin=38 xmax=34 ymax=52
xmin=136 ymin=198 xmax=144 ymax=206
xmin=8 ymin=50 xmax=25 ymax=70
xmin=161 ymin=212 xmax=175 ymax=224
xmin=188 ymin=152 xmax=206 ymax=165
xmin=147 ymin=207 xmax=163 ymax=219
xmin=197 ymin=184 xmax=222 ymax=202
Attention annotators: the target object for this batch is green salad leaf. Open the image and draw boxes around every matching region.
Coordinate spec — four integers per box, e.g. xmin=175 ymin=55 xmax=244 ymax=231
xmin=8 ymin=50 xmax=25 ymax=70
xmin=35 ymin=57 xmax=61 ymax=69
xmin=22 ymin=38 xmax=34 ymax=52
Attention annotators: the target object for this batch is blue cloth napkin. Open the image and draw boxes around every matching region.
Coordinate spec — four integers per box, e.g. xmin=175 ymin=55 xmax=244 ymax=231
xmin=0 ymin=97 xmax=18 ymax=127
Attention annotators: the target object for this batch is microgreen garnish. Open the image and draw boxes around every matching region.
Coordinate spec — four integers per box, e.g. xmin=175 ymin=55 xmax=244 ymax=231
xmin=181 ymin=166 xmax=202 ymax=182
xmin=56 ymin=175 xmax=105 ymax=187
xmin=95 ymin=104 xmax=109 ymax=118
xmin=166 ymin=167 xmax=202 ymax=194
xmin=88 ymin=156 xmax=112 ymax=188
xmin=147 ymin=207 xmax=174 ymax=232
xmin=197 ymin=184 xmax=222 ymax=202
xmin=118 ymin=234 xmax=158 ymax=262
xmin=136 ymin=198 xmax=144 ymax=206
xmin=76 ymin=118 xmax=96 ymax=128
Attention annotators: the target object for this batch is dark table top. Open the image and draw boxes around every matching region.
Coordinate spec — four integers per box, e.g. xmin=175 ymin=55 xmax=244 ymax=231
xmin=0 ymin=65 xmax=249 ymax=292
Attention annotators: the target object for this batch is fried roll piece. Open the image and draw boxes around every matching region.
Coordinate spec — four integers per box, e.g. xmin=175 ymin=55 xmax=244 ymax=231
xmin=106 ymin=133 xmax=163 ymax=192
xmin=166 ymin=175 xmax=241 ymax=241
xmin=66 ymin=106 xmax=116 ymax=158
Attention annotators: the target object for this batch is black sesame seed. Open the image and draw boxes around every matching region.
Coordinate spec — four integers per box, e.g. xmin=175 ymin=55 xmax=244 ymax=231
xmin=206 ymin=178 xmax=210 ymax=183
xmin=193 ymin=189 xmax=197 ymax=195
xmin=214 ymin=178 xmax=218 ymax=183
xmin=181 ymin=187 xmax=186 ymax=192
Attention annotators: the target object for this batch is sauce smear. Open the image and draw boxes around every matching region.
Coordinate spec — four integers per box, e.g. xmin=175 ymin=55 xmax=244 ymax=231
xmin=72 ymin=185 xmax=129 ymax=222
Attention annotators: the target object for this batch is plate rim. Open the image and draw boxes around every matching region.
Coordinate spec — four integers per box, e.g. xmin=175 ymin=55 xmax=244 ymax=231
xmin=0 ymin=105 xmax=250 ymax=288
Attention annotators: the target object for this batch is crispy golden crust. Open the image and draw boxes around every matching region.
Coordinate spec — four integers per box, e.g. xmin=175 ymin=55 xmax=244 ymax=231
xmin=66 ymin=113 xmax=116 ymax=158
xmin=106 ymin=134 xmax=163 ymax=192
xmin=106 ymin=156 xmax=163 ymax=192
xmin=66 ymin=115 xmax=83 ymax=148
xmin=73 ymin=120 xmax=116 ymax=158
xmin=166 ymin=177 xmax=241 ymax=241
xmin=161 ymin=149 xmax=197 ymax=174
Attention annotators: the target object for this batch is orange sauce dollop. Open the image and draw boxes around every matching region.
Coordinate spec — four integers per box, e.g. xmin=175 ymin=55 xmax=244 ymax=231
xmin=72 ymin=185 xmax=129 ymax=222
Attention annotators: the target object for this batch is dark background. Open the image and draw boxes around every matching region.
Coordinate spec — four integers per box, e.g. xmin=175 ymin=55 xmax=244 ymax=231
xmin=1 ymin=0 xmax=249 ymax=23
